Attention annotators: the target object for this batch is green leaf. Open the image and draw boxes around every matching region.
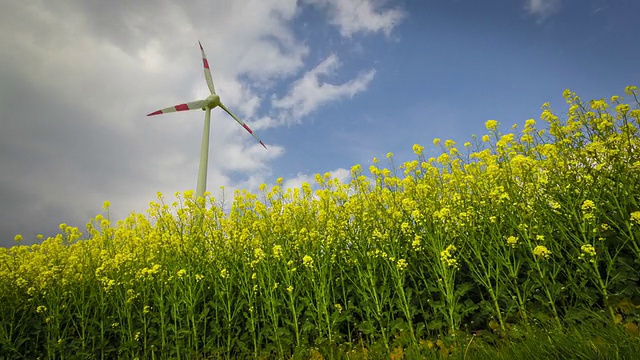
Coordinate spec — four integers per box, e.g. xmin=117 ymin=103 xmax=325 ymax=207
xmin=358 ymin=320 xmax=375 ymax=335
xmin=427 ymin=318 xmax=444 ymax=330
xmin=390 ymin=318 xmax=408 ymax=332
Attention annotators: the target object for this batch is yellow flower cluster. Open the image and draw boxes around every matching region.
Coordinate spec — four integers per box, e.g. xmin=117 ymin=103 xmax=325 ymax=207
xmin=581 ymin=200 xmax=595 ymax=212
xmin=302 ymin=255 xmax=314 ymax=268
xmin=138 ymin=264 xmax=162 ymax=280
xmin=440 ymin=245 xmax=458 ymax=268
xmin=411 ymin=235 xmax=422 ymax=251
xmin=396 ymin=259 xmax=408 ymax=271
xmin=272 ymin=245 xmax=283 ymax=260
xmin=582 ymin=200 xmax=596 ymax=221
xmin=506 ymin=236 xmax=518 ymax=247
xmin=533 ymin=245 xmax=552 ymax=259
xmin=252 ymin=248 xmax=266 ymax=267
xmin=579 ymin=244 xmax=597 ymax=263
xmin=485 ymin=120 xmax=499 ymax=131
xmin=220 ymin=268 xmax=229 ymax=279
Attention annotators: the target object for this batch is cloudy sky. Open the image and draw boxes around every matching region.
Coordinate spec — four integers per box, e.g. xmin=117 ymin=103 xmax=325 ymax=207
xmin=1 ymin=0 xmax=638 ymax=246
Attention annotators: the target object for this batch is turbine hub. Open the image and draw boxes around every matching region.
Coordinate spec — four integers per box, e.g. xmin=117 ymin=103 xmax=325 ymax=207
xmin=205 ymin=94 xmax=221 ymax=108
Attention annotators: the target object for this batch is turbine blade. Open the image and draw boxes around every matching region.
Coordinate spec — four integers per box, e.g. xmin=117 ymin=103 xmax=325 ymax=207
xmin=219 ymin=103 xmax=267 ymax=149
xmin=147 ymin=100 xmax=209 ymax=116
xmin=198 ymin=41 xmax=216 ymax=95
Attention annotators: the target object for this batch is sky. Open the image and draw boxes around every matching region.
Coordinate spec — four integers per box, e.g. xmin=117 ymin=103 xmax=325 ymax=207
xmin=1 ymin=0 xmax=638 ymax=247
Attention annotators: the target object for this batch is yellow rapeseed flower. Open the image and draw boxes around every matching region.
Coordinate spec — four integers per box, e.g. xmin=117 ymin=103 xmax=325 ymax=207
xmin=589 ymin=99 xmax=608 ymax=110
xmin=412 ymin=235 xmax=422 ymax=250
xmin=485 ymin=120 xmax=498 ymax=131
xmin=625 ymin=85 xmax=637 ymax=95
xmin=272 ymin=245 xmax=283 ymax=260
xmin=220 ymin=268 xmax=229 ymax=279
xmin=520 ymin=134 xmax=533 ymax=143
xmin=177 ymin=269 xmax=187 ymax=278
xmin=506 ymin=236 xmax=518 ymax=247
xmin=525 ymin=119 xmax=536 ymax=128
xmin=433 ymin=138 xmax=441 ymax=146
xmin=630 ymin=211 xmax=640 ymax=225
xmin=396 ymin=259 xmax=408 ymax=271
xmin=581 ymin=244 xmax=596 ymax=257
xmin=412 ymin=143 xmax=424 ymax=155
xmin=303 ymin=255 xmax=314 ymax=268
xmin=437 ymin=153 xmax=450 ymax=164
xmin=14 ymin=234 xmax=23 ymax=243
xmin=549 ymin=201 xmax=561 ymax=210
xmin=581 ymin=200 xmax=595 ymax=212
xmin=350 ymin=164 xmax=362 ymax=176
xmin=533 ymin=245 xmax=551 ymax=259
xmin=616 ymin=103 xmax=630 ymax=115
xmin=254 ymin=248 xmax=265 ymax=261
xmin=440 ymin=245 xmax=458 ymax=268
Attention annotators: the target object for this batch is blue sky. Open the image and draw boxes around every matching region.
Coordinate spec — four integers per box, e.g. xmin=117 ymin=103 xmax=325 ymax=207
xmin=0 ymin=0 xmax=638 ymax=246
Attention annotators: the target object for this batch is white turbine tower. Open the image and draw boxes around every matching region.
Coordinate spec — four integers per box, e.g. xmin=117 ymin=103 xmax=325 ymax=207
xmin=148 ymin=41 xmax=267 ymax=200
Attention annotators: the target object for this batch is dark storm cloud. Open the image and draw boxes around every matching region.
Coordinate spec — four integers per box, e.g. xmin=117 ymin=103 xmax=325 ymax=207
xmin=0 ymin=54 xmax=168 ymax=245
xmin=0 ymin=0 xmax=295 ymax=246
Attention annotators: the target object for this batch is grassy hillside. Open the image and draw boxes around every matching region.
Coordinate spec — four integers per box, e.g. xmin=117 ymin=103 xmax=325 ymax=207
xmin=2 ymin=87 xmax=640 ymax=359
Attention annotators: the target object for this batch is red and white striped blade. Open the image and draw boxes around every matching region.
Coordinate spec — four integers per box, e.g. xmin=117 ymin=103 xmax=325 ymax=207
xmin=219 ymin=103 xmax=267 ymax=149
xmin=147 ymin=100 xmax=209 ymax=116
xmin=198 ymin=41 xmax=216 ymax=95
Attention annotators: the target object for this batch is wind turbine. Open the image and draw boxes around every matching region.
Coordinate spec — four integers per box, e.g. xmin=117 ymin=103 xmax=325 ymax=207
xmin=148 ymin=41 xmax=267 ymax=200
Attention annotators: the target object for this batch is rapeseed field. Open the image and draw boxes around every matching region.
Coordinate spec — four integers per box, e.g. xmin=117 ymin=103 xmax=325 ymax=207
xmin=2 ymin=87 xmax=639 ymax=359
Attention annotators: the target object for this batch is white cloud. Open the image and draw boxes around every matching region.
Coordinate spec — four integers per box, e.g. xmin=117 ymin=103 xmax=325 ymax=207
xmin=272 ymin=54 xmax=376 ymax=121
xmin=525 ymin=0 xmax=561 ymax=19
xmin=305 ymin=0 xmax=404 ymax=37
xmin=0 ymin=0 xmax=397 ymax=246
xmin=0 ymin=0 xmax=305 ymax=245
